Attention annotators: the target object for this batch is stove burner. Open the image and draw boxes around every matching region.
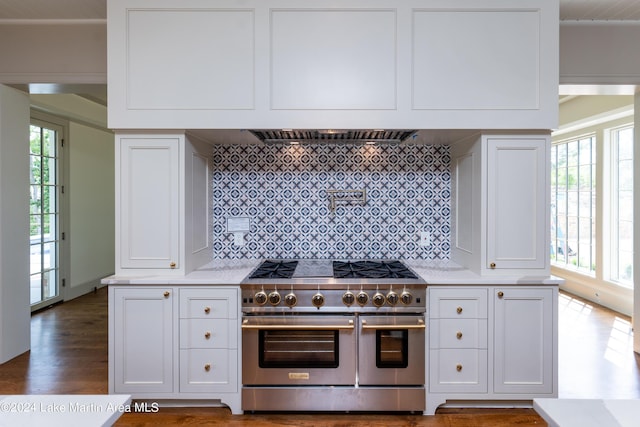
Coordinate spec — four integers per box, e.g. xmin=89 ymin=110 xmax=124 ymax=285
xmin=249 ymin=260 xmax=298 ymax=279
xmin=332 ymin=260 xmax=418 ymax=279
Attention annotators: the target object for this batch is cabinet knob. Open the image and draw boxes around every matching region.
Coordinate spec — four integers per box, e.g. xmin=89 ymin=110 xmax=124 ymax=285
xmin=456 ymin=364 xmax=463 ymax=372
xmin=497 ymin=291 xmax=504 ymax=298
xmin=204 ymin=363 xmax=211 ymax=372
xmin=163 ymin=291 xmax=170 ymax=298
xmin=456 ymin=306 xmax=463 ymax=314
xmin=456 ymin=331 xmax=463 ymax=339
xmin=170 ymin=262 xmax=176 ymax=269
xmin=204 ymin=331 xmax=211 ymax=339
xmin=204 ymin=306 xmax=211 ymax=314
xmin=490 ymin=262 xmax=496 ymax=269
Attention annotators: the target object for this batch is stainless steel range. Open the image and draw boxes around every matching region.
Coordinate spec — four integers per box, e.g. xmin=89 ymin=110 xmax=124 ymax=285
xmin=240 ymin=259 xmax=426 ymax=413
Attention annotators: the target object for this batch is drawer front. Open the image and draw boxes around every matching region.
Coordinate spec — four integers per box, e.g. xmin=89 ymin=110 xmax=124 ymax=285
xmin=429 ymin=288 xmax=488 ymax=319
xmin=179 ymin=288 xmax=238 ymax=319
xmin=430 ymin=319 xmax=487 ymax=349
xmin=429 ymin=349 xmax=488 ymax=393
xmin=179 ymin=318 xmax=235 ymax=349
xmin=179 ymin=349 xmax=238 ymax=393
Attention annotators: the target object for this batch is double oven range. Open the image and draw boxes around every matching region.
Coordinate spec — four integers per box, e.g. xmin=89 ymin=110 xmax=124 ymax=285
xmin=241 ymin=259 xmax=426 ymax=412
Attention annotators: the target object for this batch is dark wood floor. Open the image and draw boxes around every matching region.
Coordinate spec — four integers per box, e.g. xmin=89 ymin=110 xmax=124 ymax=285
xmin=0 ymin=287 xmax=637 ymax=426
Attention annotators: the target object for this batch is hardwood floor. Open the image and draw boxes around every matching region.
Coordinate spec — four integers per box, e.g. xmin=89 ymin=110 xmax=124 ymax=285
xmin=0 ymin=287 xmax=637 ymax=426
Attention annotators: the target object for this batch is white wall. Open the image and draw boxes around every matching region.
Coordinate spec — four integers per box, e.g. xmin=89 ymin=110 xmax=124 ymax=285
xmin=66 ymin=122 xmax=115 ymax=299
xmin=560 ymin=22 xmax=640 ymax=85
xmin=0 ymin=85 xmax=31 ymax=363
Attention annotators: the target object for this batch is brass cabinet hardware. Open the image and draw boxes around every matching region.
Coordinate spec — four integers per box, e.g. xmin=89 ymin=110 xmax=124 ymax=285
xmin=456 ymin=331 xmax=463 ymax=339
xmin=204 ymin=363 xmax=211 ymax=372
xmin=204 ymin=307 xmax=211 ymax=314
xmin=169 ymin=262 xmax=176 ymax=268
xmin=204 ymin=332 xmax=211 ymax=339
xmin=490 ymin=262 xmax=496 ymax=269
xmin=456 ymin=364 xmax=463 ymax=372
xmin=163 ymin=291 xmax=170 ymax=298
xmin=497 ymin=291 xmax=504 ymax=298
xmin=456 ymin=306 xmax=463 ymax=314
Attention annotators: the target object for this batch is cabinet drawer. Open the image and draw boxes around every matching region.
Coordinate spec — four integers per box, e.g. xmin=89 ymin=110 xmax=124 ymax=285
xmin=430 ymin=319 xmax=487 ymax=349
xmin=429 ymin=288 xmax=488 ymax=319
xmin=179 ymin=288 xmax=238 ymax=319
xmin=179 ymin=349 xmax=238 ymax=393
xmin=429 ymin=349 xmax=488 ymax=393
xmin=179 ymin=319 xmax=236 ymax=349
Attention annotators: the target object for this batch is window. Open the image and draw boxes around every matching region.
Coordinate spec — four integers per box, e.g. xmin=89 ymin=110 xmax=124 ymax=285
xmin=30 ymin=120 xmax=63 ymax=308
xmin=609 ymin=126 xmax=633 ymax=287
xmin=550 ymin=136 xmax=596 ymax=274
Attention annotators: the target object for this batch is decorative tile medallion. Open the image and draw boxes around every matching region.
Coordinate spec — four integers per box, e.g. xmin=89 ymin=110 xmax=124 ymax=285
xmin=211 ymin=143 xmax=451 ymax=259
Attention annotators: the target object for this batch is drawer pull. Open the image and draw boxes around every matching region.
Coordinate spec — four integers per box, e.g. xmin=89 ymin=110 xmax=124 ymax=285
xmin=204 ymin=306 xmax=211 ymax=314
xmin=163 ymin=291 xmax=170 ymax=298
xmin=204 ymin=332 xmax=211 ymax=339
xmin=456 ymin=306 xmax=463 ymax=314
xmin=204 ymin=363 xmax=211 ymax=372
xmin=497 ymin=291 xmax=504 ymax=298
xmin=456 ymin=364 xmax=463 ymax=372
xmin=490 ymin=262 xmax=496 ymax=269
xmin=456 ymin=331 xmax=463 ymax=339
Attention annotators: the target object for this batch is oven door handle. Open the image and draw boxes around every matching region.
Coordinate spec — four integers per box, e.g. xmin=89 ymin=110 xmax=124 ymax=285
xmin=242 ymin=319 xmax=355 ymax=330
xmin=361 ymin=319 xmax=425 ymax=330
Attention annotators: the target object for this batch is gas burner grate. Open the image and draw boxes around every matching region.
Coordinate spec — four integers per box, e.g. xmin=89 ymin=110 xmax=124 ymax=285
xmin=332 ymin=260 xmax=418 ymax=279
xmin=249 ymin=260 xmax=298 ymax=279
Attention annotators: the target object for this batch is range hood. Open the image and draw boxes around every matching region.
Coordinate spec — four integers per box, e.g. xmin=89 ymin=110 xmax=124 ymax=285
xmin=248 ymin=129 xmax=418 ymax=144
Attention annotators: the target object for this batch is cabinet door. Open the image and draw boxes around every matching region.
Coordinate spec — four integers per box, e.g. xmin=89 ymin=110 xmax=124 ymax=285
xmin=118 ymin=136 xmax=180 ymax=270
xmin=493 ymin=287 xmax=554 ymax=394
xmin=486 ymin=137 xmax=548 ymax=270
xmin=113 ymin=288 xmax=174 ymax=393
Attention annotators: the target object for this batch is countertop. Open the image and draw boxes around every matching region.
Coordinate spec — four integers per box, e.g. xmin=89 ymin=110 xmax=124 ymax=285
xmin=0 ymin=394 xmax=131 ymax=427
xmin=534 ymin=398 xmax=640 ymax=427
xmin=101 ymin=259 xmax=564 ymax=286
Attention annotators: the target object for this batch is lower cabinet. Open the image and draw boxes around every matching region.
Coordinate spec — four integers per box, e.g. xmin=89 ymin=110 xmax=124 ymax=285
xmin=109 ymin=286 xmax=241 ymax=414
xmin=426 ymin=285 xmax=558 ymax=415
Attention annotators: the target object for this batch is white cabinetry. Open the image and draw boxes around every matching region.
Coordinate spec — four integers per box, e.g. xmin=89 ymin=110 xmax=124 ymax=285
xmin=109 ymin=286 xmax=241 ymax=414
xmin=451 ymin=134 xmax=550 ymax=276
xmin=429 ymin=288 xmax=488 ymax=394
xmin=115 ymin=133 xmax=211 ymax=276
xmin=179 ymin=288 xmax=238 ymax=393
xmin=493 ymin=287 xmax=554 ymax=394
xmin=107 ymin=0 xmax=558 ymax=130
xmin=111 ymin=287 xmax=174 ymax=393
xmin=426 ymin=285 xmax=558 ymax=415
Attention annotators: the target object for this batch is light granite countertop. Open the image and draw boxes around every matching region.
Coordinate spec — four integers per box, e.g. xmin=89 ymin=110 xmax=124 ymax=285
xmin=102 ymin=259 xmax=563 ymax=286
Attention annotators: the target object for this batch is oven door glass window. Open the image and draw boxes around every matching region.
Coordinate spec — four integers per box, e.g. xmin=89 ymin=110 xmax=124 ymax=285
xmin=376 ymin=330 xmax=408 ymax=368
xmin=259 ymin=330 xmax=339 ymax=368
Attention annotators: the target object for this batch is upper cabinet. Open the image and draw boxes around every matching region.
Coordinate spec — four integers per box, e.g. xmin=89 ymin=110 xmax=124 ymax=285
xmin=107 ymin=0 xmax=559 ymax=130
xmin=115 ymin=132 xmax=212 ymax=276
xmin=451 ymin=133 xmax=550 ymax=276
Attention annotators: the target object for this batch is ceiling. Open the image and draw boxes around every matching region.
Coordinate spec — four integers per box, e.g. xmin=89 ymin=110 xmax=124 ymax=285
xmin=1 ymin=0 xmax=640 ymax=21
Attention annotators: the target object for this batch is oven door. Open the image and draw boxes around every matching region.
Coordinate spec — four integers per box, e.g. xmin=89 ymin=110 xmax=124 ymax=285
xmin=358 ymin=314 xmax=425 ymax=386
xmin=242 ymin=315 xmax=356 ymax=386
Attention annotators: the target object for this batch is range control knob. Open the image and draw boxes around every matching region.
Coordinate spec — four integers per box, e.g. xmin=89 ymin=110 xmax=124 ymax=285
xmin=342 ymin=291 xmax=355 ymax=306
xmin=356 ymin=291 xmax=369 ymax=306
xmin=372 ymin=292 xmax=386 ymax=307
xmin=284 ymin=293 xmax=297 ymax=308
xmin=312 ymin=293 xmax=325 ymax=308
xmin=254 ymin=291 xmax=268 ymax=306
xmin=400 ymin=291 xmax=413 ymax=305
xmin=386 ymin=291 xmax=399 ymax=306
xmin=268 ymin=291 xmax=281 ymax=306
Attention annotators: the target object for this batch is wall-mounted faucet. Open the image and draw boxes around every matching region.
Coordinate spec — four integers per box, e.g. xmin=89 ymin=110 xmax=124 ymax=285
xmin=326 ymin=189 xmax=367 ymax=213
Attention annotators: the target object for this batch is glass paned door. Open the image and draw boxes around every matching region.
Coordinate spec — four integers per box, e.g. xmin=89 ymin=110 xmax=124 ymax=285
xmin=30 ymin=121 xmax=63 ymax=308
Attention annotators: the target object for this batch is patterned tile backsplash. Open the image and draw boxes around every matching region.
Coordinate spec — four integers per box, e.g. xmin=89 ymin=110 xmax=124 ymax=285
xmin=211 ymin=143 xmax=451 ymax=260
